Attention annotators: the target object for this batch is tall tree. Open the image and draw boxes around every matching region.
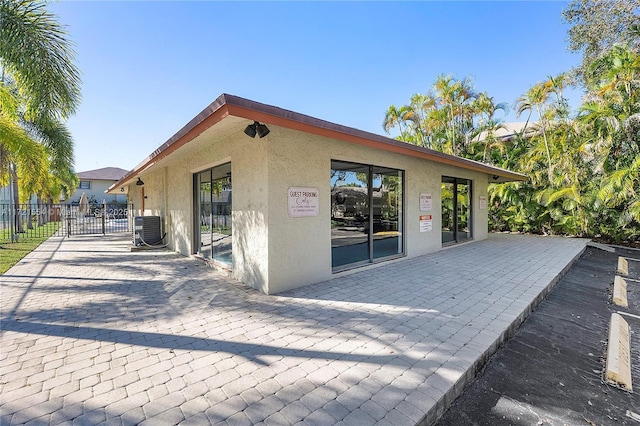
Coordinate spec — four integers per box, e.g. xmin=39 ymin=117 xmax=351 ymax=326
xmin=515 ymin=82 xmax=553 ymax=183
xmin=383 ymin=105 xmax=412 ymax=143
xmin=580 ymin=45 xmax=640 ymax=230
xmin=0 ymin=0 xmax=81 ymax=207
xmin=580 ymin=45 xmax=640 ymax=170
xmin=0 ymin=0 xmax=80 ymax=119
xmin=470 ymin=92 xmax=508 ymax=162
xmin=515 ymin=74 xmax=569 ymax=184
xmin=563 ymin=0 xmax=640 ymax=82
xmin=433 ymin=74 xmax=478 ymax=156
xmin=383 ymin=75 xmax=483 ymax=156
xmin=406 ymin=93 xmax=436 ymax=148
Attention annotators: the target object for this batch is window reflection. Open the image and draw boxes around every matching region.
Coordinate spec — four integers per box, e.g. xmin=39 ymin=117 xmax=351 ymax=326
xmin=331 ymin=163 xmax=370 ymax=267
xmin=441 ymin=177 xmax=471 ymax=244
xmin=457 ymin=181 xmax=471 ymax=241
xmin=199 ymin=170 xmax=212 ymax=259
xmin=441 ymin=180 xmax=455 ymax=243
xmin=331 ymin=161 xmax=404 ymax=269
xmin=372 ymin=167 xmax=402 ymax=259
xmin=195 ymin=163 xmax=232 ymax=265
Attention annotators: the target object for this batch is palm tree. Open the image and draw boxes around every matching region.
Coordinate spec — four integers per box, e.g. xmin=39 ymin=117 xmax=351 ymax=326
xmin=0 ymin=84 xmax=49 ymax=189
xmin=580 ymin=45 xmax=640 ymax=240
xmin=0 ymin=0 xmax=80 ymax=119
xmin=580 ymin=45 xmax=640 ymax=167
xmin=516 ymin=81 xmax=554 ymax=183
xmin=383 ymin=105 xmax=412 ymax=142
xmin=471 ymin=92 xmax=508 ymax=163
xmin=384 ymin=76 xmax=490 ymax=156
xmin=407 ymin=93 xmax=436 ymax=148
xmin=433 ymin=75 xmax=460 ymax=154
xmin=0 ymin=0 xmax=80 ymax=223
xmin=433 ymin=75 xmax=479 ymax=156
xmin=598 ymin=155 xmax=640 ymax=222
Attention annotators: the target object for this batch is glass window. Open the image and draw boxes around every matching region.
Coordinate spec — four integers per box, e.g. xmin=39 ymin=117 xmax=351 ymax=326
xmin=372 ymin=167 xmax=403 ymax=259
xmin=331 ymin=160 xmax=404 ymax=270
xmin=194 ymin=163 xmax=232 ymax=265
xmin=78 ymin=181 xmax=90 ymax=189
xmin=456 ymin=180 xmax=471 ymax=241
xmin=441 ymin=177 xmax=472 ymax=244
xmin=441 ymin=179 xmax=455 ymax=244
xmin=331 ymin=161 xmax=370 ymax=268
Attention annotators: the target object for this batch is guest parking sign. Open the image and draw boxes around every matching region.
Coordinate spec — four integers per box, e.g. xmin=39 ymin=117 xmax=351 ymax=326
xmin=288 ymin=187 xmax=319 ymax=217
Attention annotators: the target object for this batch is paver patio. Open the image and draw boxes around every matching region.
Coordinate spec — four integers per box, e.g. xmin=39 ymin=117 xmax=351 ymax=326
xmin=0 ymin=233 xmax=588 ymax=425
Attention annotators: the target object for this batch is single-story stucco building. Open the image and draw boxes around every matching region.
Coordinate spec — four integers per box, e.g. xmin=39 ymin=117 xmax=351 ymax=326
xmin=108 ymin=94 xmax=526 ymax=294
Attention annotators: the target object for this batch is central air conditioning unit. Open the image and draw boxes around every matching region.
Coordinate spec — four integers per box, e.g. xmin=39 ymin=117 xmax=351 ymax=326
xmin=133 ymin=216 xmax=162 ymax=246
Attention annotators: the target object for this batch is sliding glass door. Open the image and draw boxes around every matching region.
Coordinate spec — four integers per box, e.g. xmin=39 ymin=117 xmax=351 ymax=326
xmin=441 ymin=176 xmax=472 ymax=244
xmin=194 ymin=163 xmax=232 ymax=265
xmin=331 ymin=162 xmax=370 ymax=268
xmin=331 ymin=160 xmax=404 ymax=270
xmin=372 ymin=166 xmax=403 ymax=260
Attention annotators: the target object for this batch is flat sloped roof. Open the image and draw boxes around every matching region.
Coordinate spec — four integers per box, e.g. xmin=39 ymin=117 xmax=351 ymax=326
xmin=78 ymin=167 xmax=129 ymax=181
xmin=111 ymin=94 xmax=526 ymax=191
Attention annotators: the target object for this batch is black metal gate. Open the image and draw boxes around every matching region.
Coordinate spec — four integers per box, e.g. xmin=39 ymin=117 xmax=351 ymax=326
xmin=0 ymin=203 xmax=133 ymax=242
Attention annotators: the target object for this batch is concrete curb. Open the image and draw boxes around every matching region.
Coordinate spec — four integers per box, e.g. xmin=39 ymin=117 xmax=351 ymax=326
xmin=418 ymin=244 xmax=588 ymax=425
xmin=617 ymin=257 xmax=629 ymax=276
xmin=605 ymin=313 xmax=633 ymax=392
xmin=613 ymin=276 xmax=628 ymax=307
xmin=587 ymin=241 xmax=616 ymax=252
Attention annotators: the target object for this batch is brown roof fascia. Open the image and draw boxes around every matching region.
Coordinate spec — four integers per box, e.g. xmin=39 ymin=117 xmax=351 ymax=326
xmin=223 ymin=95 xmax=527 ymax=181
xmin=112 ymin=99 xmax=232 ymax=190
xmin=110 ymin=93 xmax=526 ymax=192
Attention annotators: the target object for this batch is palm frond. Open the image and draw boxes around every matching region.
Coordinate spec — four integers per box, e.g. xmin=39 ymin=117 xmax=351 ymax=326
xmin=0 ymin=0 xmax=81 ymax=119
xmin=0 ymin=112 xmax=49 ymax=191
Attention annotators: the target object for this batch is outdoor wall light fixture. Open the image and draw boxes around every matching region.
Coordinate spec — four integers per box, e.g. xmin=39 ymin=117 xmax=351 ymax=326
xmin=244 ymin=121 xmax=270 ymax=138
xmin=136 ymin=177 xmax=144 ymax=186
xmin=492 ymin=175 xmax=499 ymax=181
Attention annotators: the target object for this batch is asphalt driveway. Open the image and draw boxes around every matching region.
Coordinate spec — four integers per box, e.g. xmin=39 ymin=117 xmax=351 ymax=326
xmin=436 ymin=245 xmax=640 ymax=425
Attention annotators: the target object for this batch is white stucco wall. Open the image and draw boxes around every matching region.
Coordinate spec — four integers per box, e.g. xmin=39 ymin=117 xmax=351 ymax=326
xmin=229 ymin=138 xmax=270 ymax=293
xmin=70 ymin=180 xmax=127 ymax=204
xmin=129 ymin=118 xmax=492 ymax=295
xmin=135 ymin=118 xmax=271 ymax=292
xmin=265 ymin=129 xmax=331 ymax=294
xmin=165 ymin=160 xmax=192 ymax=256
xmin=263 ymin=127 xmax=490 ymax=293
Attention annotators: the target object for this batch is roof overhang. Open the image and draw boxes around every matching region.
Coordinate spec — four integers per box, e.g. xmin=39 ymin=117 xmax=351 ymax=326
xmin=108 ymin=93 xmax=526 ymax=193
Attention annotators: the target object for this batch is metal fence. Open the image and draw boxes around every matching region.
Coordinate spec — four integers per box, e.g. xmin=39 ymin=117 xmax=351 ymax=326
xmin=0 ymin=203 xmax=132 ymax=243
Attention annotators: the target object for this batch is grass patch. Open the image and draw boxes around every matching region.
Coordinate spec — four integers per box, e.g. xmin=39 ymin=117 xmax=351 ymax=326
xmin=0 ymin=222 xmax=59 ymax=274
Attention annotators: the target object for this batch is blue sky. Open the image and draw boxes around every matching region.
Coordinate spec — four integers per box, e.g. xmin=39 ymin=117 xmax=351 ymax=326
xmin=49 ymin=1 xmax=583 ymax=172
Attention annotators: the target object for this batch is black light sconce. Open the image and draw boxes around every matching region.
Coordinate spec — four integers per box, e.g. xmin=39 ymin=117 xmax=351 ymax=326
xmin=136 ymin=177 xmax=144 ymax=186
xmin=244 ymin=121 xmax=270 ymax=138
xmin=492 ymin=175 xmax=499 ymax=181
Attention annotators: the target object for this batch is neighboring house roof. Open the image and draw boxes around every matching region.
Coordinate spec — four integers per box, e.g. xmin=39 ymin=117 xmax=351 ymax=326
xmin=475 ymin=121 xmax=539 ymax=142
xmin=110 ymin=94 xmax=527 ymax=191
xmin=77 ymin=167 xmax=129 ymax=181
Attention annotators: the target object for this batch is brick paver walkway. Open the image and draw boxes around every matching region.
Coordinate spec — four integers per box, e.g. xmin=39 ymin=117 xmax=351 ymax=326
xmin=0 ymin=233 xmax=588 ymax=425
